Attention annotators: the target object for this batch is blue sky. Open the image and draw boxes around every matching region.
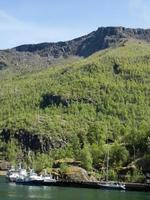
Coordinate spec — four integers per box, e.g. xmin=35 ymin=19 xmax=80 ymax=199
xmin=0 ymin=0 xmax=150 ymax=49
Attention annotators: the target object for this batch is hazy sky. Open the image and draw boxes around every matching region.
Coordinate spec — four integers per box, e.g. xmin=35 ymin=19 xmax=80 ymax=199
xmin=0 ymin=0 xmax=150 ymax=49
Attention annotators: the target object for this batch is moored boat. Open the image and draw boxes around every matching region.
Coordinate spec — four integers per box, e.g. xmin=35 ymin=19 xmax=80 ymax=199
xmin=42 ymin=169 xmax=57 ymax=183
xmin=6 ymin=164 xmax=27 ymax=182
xmin=16 ymin=169 xmax=44 ymax=185
xmin=98 ymin=181 xmax=126 ymax=190
xmin=98 ymin=140 xmax=126 ymax=190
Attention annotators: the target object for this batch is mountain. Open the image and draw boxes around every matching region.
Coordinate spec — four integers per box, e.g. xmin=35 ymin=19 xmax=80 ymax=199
xmin=0 ymin=39 xmax=150 ymax=180
xmin=13 ymin=26 xmax=150 ymax=57
xmin=1 ymin=26 xmax=150 ymax=77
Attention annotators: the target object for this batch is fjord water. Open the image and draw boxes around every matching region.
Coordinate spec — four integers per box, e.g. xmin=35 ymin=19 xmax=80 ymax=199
xmin=0 ymin=177 xmax=149 ymax=200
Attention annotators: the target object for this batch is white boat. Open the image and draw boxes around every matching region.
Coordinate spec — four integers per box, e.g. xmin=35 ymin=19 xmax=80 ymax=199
xmin=7 ymin=165 xmax=57 ymax=185
xmin=27 ymin=169 xmax=43 ymax=181
xmin=98 ymin=182 xmax=126 ymax=190
xmin=7 ymin=171 xmax=20 ymax=182
xmin=99 ymin=143 xmax=126 ymax=190
xmin=16 ymin=169 xmax=44 ymax=184
xmin=7 ymin=164 xmax=27 ymax=182
xmin=42 ymin=170 xmax=56 ymax=183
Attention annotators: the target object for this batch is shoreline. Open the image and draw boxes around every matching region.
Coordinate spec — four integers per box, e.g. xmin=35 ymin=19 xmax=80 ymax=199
xmin=0 ymin=170 xmax=7 ymax=176
xmin=44 ymin=181 xmax=150 ymax=192
xmin=1 ymin=170 xmax=149 ymax=192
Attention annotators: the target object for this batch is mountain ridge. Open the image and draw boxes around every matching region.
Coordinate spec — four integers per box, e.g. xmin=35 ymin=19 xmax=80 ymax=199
xmin=13 ymin=26 xmax=150 ymax=57
xmin=1 ymin=26 xmax=150 ymax=77
xmin=0 ymin=26 xmax=150 ymax=79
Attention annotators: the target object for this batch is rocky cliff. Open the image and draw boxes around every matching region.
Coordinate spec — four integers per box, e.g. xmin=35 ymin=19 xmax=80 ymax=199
xmin=1 ymin=26 xmax=150 ymax=76
xmin=13 ymin=26 xmax=150 ymax=58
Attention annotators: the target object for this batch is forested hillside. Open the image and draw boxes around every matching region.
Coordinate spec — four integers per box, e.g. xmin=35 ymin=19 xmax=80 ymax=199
xmin=0 ymin=40 xmax=150 ymax=181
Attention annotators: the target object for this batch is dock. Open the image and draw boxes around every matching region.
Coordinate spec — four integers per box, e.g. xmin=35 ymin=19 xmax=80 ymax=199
xmin=16 ymin=180 xmax=150 ymax=192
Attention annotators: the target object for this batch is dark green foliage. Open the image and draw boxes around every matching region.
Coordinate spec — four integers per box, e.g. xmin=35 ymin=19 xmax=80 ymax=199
xmin=0 ymin=61 xmax=7 ymax=70
xmin=110 ymin=143 xmax=129 ymax=166
xmin=79 ymin=145 xmax=93 ymax=171
xmin=32 ymin=153 xmax=53 ymax=172
xmin=6 ymin=140 xmax=22 ymax=164
xmin=113 ymin=63 xmax=122 ymax=74
xmin=126 ymin=168 xmax=145 ymax=183
xmin=40 ymin=93 xmax=70 ymax=108
xmin=91 ymin=143 xmax=105 ymax=169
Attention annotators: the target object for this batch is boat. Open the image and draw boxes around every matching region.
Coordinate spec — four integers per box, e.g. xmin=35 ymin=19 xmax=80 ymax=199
xmin=98 ymin=181 xmax=126 ymax=190
xmin=28 ymin=169 xmax=43 ymax=181
xmin=7 ymin=170 xmax=19 ymax=182
xmin=7 ymin=163 xmax=57 ymax=185
xmin=16 ymin=169 xmax=44 ymax=185
xmin=6 ymin=164 xmax=27 ymax=182
xmin=99 ymin=143 xmax=126 ymax=190
xmin=42 ymin=169 xmax=57 ymax=184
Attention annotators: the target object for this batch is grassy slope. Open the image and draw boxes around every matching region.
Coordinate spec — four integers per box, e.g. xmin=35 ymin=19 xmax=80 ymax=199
xmin=0 ymin=40 xmax=150 ymax=172
xmin=0 ymin=50 xmax=81 ymax=80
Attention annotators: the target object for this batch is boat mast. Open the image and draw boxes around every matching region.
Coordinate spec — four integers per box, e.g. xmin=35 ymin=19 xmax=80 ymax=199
xmin=106 ymin=144 xmax=109 ymax=182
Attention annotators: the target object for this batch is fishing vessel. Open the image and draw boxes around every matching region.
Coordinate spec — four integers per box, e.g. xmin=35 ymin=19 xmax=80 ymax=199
xmin=6 ymin=164 xmax=27 ymax=182
xmin=15 ymin=169 xmax=43 ymax=185
xmin=15 ymin=169 xmax=57 ymax=185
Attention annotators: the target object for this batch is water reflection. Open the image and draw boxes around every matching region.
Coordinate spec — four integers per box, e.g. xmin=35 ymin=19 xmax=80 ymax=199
xmin=0 ymin=177 xmax=149 ymax=200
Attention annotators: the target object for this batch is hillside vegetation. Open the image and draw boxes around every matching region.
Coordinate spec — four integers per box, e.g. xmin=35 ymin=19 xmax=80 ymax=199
xmin=0 ymin=40 xmax=150 ymax=181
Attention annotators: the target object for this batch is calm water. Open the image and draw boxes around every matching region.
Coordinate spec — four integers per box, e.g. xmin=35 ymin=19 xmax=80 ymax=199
xmin=0 ymin=177 xmax=149 ymax=200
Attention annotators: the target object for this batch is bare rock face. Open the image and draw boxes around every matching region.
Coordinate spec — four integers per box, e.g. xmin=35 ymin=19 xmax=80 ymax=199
xmin=1 ymin=26 xmax=150 ymax=75
xmin=0 ymin=160 xmax=10 ymax=171
xmin=13 ymin=27 xmax=150 ymax=58
xmin=0 ymin=129 xmax=67 ymax=153
xmin=60 ymin=166 xmax=97 ymax=182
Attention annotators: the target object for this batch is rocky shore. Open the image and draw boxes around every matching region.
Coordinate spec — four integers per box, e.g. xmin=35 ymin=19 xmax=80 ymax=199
xmin=0 ymin=171 xmax=6 ymax=176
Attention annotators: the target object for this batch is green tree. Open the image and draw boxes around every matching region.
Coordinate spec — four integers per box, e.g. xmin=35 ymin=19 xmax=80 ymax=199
xmin=110 ymin=143 xmax=129 ymax=167
xmin=33 ymin=153 xmax=53 ymax=172
xmin=79 ymin=145 xmax=93 ymax=171
xmin=6 ymin=140 xmax=21 ymax=164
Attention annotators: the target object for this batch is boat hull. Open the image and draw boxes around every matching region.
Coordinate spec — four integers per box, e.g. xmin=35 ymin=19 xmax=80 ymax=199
xmin=16 ymin=180 xmax=44 ymax=186
xmin=98 ymin=183 xmax=125 ymax=190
